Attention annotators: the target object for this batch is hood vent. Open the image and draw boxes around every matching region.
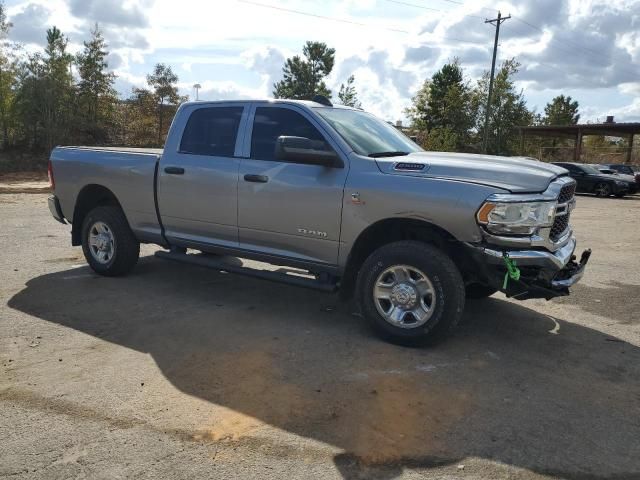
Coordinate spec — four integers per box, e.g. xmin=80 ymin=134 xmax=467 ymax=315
xmin=394 ymin=162 xmax=427 ymax=171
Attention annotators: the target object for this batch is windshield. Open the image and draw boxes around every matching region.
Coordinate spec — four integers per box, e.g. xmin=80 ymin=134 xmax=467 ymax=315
xmin=315 ymin=107 xmax=422 ymax=157
xmin=580 ymin=164 xmax=603 ymax=175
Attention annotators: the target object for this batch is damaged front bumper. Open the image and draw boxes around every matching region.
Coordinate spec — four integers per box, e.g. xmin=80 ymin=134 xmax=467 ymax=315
xmin=465 ymin=237 xmax=591 ymax=300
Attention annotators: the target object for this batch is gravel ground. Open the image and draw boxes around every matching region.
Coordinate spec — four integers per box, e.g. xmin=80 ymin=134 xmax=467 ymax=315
xmin=1 ymin=187 xmax=639 ymax=480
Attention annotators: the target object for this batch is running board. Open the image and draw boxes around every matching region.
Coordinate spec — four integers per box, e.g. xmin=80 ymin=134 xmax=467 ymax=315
xmin=154 ymin=250 xmax=338 ymax=292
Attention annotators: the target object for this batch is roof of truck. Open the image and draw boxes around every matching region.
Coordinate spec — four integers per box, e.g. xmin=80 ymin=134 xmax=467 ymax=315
xmin=180 ymin=99 xmax=356 ymax=110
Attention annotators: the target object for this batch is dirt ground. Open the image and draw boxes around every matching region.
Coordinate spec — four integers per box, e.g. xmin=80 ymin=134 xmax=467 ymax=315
xmin=1 ymin=183 xmax=639 ymax=479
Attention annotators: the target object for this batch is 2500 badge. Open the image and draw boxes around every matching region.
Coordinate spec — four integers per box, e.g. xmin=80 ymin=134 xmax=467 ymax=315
xmin=297 ymin=228 xmax=328 ymax=238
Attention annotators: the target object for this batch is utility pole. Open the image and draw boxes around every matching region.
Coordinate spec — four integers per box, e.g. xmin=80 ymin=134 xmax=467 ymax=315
xmin=482 ymin=11 xmax=510 ymax=154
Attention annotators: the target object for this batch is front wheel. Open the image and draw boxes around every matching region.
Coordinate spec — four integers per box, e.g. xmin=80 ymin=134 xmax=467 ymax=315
xmin=357 ymin=241 xmax=465 ymax=345
xmin=594 ymin=182 xmax=611 ymax=197
xmin=81 ymin=206 xmax=140 ymax=276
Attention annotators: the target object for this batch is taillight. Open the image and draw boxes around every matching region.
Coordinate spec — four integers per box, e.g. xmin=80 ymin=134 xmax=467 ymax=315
xmin=48 ymin=159 xmax=55 ymax=190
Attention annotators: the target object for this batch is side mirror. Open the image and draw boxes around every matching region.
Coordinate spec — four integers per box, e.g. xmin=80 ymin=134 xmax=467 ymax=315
xmin=275 ymin=136 xmax=343 ymax=168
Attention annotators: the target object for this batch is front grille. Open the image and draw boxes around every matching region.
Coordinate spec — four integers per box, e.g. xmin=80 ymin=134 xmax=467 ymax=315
xmin=550 ymin=214 xmax=570 ymax=240
xmin=549 ymin=181 xmax=576 ymax=241
xmin=557 ymin=182 xmax=576 ymax=203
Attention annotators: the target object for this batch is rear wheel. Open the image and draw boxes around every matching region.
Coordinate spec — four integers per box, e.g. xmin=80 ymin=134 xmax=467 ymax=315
xmin=81 ymin=206 xmax=140 ymax=276
xmin=615 ymin=193 xmax=626 ymax=198
xmin=357 ymin=241 xmax=465 ymax=345
xmin=594 ymin=182 xmax=611 ymax=197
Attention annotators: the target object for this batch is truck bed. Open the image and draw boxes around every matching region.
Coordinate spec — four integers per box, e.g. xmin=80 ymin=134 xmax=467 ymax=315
xmin=59 ymin=146 xmax=164 ymax=155
xmin=50 ymin=146 xmax=164 ymax=245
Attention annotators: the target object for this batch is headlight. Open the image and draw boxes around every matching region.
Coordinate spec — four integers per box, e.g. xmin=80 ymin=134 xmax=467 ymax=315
xmin=614 ymin=180 xmax=626 ymax=186
xmin=477 ymin=201 xmax=556 ymax=235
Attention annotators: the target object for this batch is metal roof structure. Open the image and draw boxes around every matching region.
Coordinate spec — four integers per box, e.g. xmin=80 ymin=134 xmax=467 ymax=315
xmin=518 ymin=120 xmax=639 ymax=162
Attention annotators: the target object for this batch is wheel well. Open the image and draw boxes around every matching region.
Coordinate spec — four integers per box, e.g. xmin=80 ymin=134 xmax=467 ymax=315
xmin=340 ymin=218 xmax=466 ymax=299
xmin=71 ymin=185 xmax=122 ymax=246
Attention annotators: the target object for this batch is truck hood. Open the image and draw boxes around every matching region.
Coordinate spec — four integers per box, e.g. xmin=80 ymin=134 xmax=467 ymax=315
xmin=374 ymin=152 xmax=568 ymax=193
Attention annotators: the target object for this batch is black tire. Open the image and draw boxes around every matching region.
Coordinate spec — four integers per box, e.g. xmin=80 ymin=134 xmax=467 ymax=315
xmin=615 ymin=193 xmax=626 ymax=198
xmin=356 ymin=241 xmax=465 ymax=346
xmin=465 ymin=283 xmax=498 ymax=299
xmin=81 ymin=205 xmax=140 ymax=276
xmin=594 ymin=182 xmax=611 ymax=197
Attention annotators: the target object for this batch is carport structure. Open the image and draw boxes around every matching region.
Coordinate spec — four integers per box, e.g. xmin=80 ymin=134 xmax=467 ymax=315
xmin=518 ymin=120 xmax=640 ymax=163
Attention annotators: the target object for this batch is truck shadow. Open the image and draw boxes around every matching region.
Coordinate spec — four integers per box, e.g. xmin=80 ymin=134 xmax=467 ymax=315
xmin=8 ymin=256 xmax=640 ymax=479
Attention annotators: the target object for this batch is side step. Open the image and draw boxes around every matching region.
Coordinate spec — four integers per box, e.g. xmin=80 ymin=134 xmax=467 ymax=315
xmin=154 ymin=250 xmax=338 ymax=292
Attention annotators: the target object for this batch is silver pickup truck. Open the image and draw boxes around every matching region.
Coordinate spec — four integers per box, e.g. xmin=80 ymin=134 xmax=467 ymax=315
xmin=48 ymin=98 xmax=590 ymax=344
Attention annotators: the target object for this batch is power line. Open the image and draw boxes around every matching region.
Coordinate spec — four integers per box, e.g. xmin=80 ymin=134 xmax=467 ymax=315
xmin=511 ymin=16 xmax=612 ymax=61
xmin=383 ymin=0 xmax=442 ymax=13
xmin=382 ymin=0 xmax=485 ymax=19
xmin=501 ymin=22 xmax=639 ymax=79
xmin=235 ymin=0 xmax=410 ymax=34
xmin=409 ymin=0 xmax=630 ymax=68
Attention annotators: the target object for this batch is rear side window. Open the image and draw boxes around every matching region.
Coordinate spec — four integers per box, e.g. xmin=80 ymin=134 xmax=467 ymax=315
xmin=180 ymin=107 xmax=243 ymax=157
xmin=250 ymin=107 xmax=330 ymax=161
xmin=559 ymin=163 xmax=578 ymax=173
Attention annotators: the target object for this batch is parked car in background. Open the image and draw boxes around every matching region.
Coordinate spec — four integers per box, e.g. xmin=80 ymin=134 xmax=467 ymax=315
xmin=596 ymin=166 xmax=638 ymax=194
xmin=600 ymin=163 xmax=637 ymax=176
xmin=552 ymin=162 xmax=632 ymax=197
xmin=599 ymin=163 xmax=640 ymax=192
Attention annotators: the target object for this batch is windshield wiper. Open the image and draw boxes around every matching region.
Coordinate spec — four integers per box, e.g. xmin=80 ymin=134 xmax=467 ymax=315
xmin=368 ymin=151 xmax=410 ymax=158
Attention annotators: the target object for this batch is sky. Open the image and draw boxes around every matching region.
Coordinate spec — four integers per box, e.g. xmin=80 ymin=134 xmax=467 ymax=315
xmin=4 ymin=0 xmax=640 ymax=124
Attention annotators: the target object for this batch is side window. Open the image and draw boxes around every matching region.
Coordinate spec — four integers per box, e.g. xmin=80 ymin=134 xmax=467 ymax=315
xmin=250 ymin=107 xmax=331 ymax=161
xmin=180 ymin=107 xmax=243 ymax=157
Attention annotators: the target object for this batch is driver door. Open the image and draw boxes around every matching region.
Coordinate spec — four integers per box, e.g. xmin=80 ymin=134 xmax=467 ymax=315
xmin=237 ymin=104 xmax=348 ymax=266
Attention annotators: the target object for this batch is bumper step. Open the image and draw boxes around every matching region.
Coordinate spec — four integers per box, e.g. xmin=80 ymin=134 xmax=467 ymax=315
xmin=154 ymin=250 xmax=338 ymax=292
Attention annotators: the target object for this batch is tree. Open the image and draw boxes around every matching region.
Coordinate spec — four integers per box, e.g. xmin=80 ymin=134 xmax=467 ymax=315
xmin=146 ymin=63 xmax=180 ymax=145
xmin=124 ymin=88 xmax=158 ymax=147
xmin=76 ymin=23 xmax=117 ymax=142
xmin=473 ymin=58 xmax=533 ymax=155
xmin=0 ymin=1 xmax=19 ymax=148
xmin=405 ymin=79 xmax=430 ymax=131
xmin=405 ymin=60 xmax=475 ymax=151
xmin=337 ymin=75 xmax=362 ymax=108
xmin=17 ymin=26 xmax=76 ymax=152
xmin=543 ymin=95 xmax=580 ymax=125
xmin=273 ymin=41 xmax=335 ymax=100
xmin=424 ymin=127 xmax=458 ymax=152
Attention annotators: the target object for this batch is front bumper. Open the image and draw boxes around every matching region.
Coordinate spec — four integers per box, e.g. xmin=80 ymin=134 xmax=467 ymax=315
xmin=613 ymin=183 xmax=630 ymax=194
xmin=466 ymin=237 xmax=591 ymax=300
xmin=48 ymin=195 xmax=66 ymax=224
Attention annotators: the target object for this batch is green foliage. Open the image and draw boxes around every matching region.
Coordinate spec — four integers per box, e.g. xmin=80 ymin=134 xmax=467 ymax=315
xmin=76 ymin=23 xmax=117 ymax=142
xmin=123 ymin=88 xmax=159 ymax=147
xmin=474 ymin=58 xmax=533 ymax=155
xmin=146 ymin=63 xmax=181 ymax=144
xmin=543 ymin=94 xmax=580 ymax=125
xmin=273 ymin=41 xmax=335 ymax=100
xmin=337 ymin=75 xmax=362 ymax=108
xmin=405 ymin=79 xmax=430 ymax=131
xmin=423 ymin=127 xmax=458 ymax=152
xmin=0 ymin=2 xmax=19 ymax=148
xmin=20 ymin=26 xmax=76 ymax=152
xmin=406 ymin=60 xmax=475 ymax=151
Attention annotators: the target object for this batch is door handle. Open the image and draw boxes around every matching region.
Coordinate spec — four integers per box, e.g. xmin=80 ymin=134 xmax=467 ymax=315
xmin=244 ymin=174 xmax=269 ymax=183
xmin=164 ymin=166 xmax=185 ymax=175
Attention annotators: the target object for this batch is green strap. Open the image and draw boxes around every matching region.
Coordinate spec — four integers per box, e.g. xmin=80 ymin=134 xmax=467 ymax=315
xmin=502 ymin=253 xmax=521 ymax=289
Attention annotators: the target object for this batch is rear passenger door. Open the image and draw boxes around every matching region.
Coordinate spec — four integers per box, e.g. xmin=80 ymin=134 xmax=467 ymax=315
xmin=157 ymin=103 xmax=248 ymax=248
xmin=237 ymin=104 xmax=348 ymax=266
